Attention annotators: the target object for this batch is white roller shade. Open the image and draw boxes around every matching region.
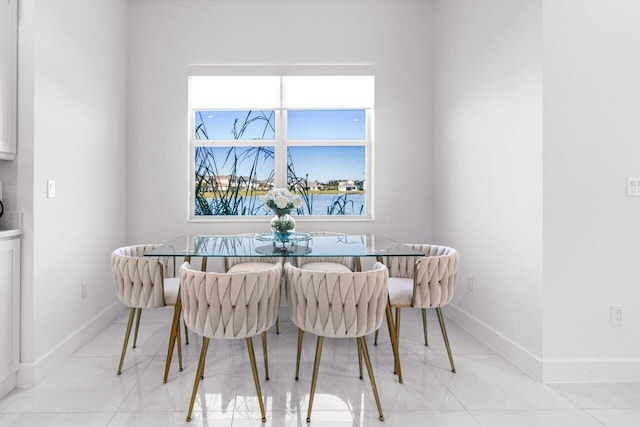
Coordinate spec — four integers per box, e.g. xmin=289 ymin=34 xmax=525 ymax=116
xmin=282 ymin=75 xmax=374 ymax=109
xmin=189 ymin=76 xmax=281 ymax=109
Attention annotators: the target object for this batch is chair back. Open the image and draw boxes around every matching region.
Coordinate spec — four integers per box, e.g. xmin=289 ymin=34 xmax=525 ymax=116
xmin=285 ymin=262 xmax=388 ymax=338
xmin=111 ymin=245 xmax=169 ymax=308
xmin=225 ymin=256 xmax=282 ymax=271
xmin=179 ymin=262 xmax=282 ymax=339
xmin=295 ymin=232 xmax=356 ymax=270
xmin=224 ymin=233 xmax=283 ymax=271
xmin=386 ymin=244 xmax=459 ymax=308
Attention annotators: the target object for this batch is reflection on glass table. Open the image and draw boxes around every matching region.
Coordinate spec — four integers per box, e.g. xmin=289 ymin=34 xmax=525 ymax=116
xmin=145 ymin=233 xmax=424 ymax=259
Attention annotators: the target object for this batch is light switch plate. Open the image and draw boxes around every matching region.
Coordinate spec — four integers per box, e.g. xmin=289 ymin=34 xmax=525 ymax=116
xmin=47 ymin=179 xmax=56 ymax=198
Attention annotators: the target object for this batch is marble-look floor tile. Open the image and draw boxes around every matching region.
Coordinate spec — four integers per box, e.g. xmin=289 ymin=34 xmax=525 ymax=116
xmin=587 ymin=408 xmax=640 ymax=427
xmin=469 ymin=409 xmax=605 ymax=427
xmin=550 ymin=382 xmax=640 ymax=409
xmin=118 ymin=356 xmax=239 ymax=413
xmin=355 ymin=409 xmax=481 ymax=427
xmin=0 ymin=412 xmax=115 ymax=427
xmin=432 ymin=355 xmax=577 ymax=410
xmin=107 ymin=410 xmax=233 ymax=426
xmin=2 ymin=307 xmax=640 ymax=427
xmin=74 ymin=320 xmax=171 ymax=358
xmin=0 ymin=356 xmax=148 ymax=413
xmin=342 ymin=355 xmax=463 ymax=412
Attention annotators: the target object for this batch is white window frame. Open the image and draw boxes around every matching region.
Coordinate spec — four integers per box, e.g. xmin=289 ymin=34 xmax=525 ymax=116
xmin=187 ymin=65 xmax=375 ymax=222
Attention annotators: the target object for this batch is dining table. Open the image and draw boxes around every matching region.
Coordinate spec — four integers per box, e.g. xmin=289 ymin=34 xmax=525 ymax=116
xmin=145 ymin=232 xmax=424 ymax=384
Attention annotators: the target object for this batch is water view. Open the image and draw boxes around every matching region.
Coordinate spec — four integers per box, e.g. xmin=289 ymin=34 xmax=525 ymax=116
xmin=200 ymin=193 xmax=365 ymax=216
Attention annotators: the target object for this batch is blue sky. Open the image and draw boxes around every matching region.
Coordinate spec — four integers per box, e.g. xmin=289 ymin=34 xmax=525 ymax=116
xmin=195 ymin=110 xmax=366 ymax=183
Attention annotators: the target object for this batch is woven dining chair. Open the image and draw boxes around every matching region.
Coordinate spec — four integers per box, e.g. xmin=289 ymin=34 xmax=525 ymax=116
xmin=285 ymin=261 xmax=389 ymax=422
xmin=179 ymin=261 xmax=282 ymax=422
xmin=292 ymin=231 xmax=364 ymax=380
xmin=111 ymin=244 xmax=184 ymax=376
xmin=224 ymin=233 xmax=283 ymax=340
xmin=375 ymin=244 xmax=460 ymax=376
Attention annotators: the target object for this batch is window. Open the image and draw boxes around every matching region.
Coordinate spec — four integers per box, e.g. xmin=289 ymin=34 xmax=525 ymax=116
xmin=189 ymin=67 xmax=374 ymax=220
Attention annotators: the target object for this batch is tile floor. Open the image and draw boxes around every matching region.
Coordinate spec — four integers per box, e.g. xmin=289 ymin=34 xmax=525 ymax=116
xmin=1 ymin=307 xmax=639 ymax=426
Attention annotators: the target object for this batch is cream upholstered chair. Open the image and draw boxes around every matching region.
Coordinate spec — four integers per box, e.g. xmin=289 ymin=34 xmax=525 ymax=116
xmin=285 ymin=261 xmax=389 ymax=422
xmin=111 ymin=244 xmax=184 ymax=375
xmin=224 ymin=234 xmax=284 ymax=336
xmin=295 ymin=231 xmax=358 ymax=272
xmin=292 ymin=231 xmax=362 ymax=379
xmin=179 ymin=261 xmax=282 ymax=422
xmin=223 ymin=233 xmax=283 ymax=274
xmin=377 ymin=244 xmax=459 ymax=375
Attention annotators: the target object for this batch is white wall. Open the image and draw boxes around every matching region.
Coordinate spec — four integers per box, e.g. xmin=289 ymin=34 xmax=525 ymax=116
xmin=432 ymin=0 xmax=544 ymax=378
xmin=542 ymin=0 xmax=640 ymax=382
xmin=127 ymin=0 xmax=433 ymax=245
xmin=17 ymin=0 xmax=128 ymax=384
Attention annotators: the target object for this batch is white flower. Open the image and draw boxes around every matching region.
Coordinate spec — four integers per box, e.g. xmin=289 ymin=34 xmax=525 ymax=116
xmin=275 ymin=195 xmax=288 ymax=209
xmin=292 ymin=195 xmax=303 ymax=209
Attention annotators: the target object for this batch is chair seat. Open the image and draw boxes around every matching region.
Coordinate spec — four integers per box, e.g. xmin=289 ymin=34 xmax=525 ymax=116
xmin=388 ymin=277 xmax=413 ymax=307
xmin=164 ymin=277 xmax=180 ymax=305
xmin=227 ymin=262 xmax=277 ymax=273
xmin=300 ymin=262 xmax=352 ymax=273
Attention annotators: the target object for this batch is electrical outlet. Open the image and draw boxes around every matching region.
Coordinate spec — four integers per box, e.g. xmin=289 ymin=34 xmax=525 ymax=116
xmin=467 ymin=275 xmax=474 ymax=291
xmin=81 ymin=282 xmax=88 ymax=300
xmin=610 ymin=305 xmax=623 ymax=326
xmin=628 ymin=177 xmax=640 ymax=196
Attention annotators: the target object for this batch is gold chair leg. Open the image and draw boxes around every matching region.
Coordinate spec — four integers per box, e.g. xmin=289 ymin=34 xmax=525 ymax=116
xmin=261 ymin=331 xmax=270 ymax=380
xmin=186 ymin=337 xmax=209 ymax=422
xmin=117 ymin=308 xmax=136 ymax=375
xmin=393 ymin=308 xmax=402 ymax=375
xmin=177 ymin=315 xmax=183 ymax=373
xmin=385 ymin=302 xmax=402 ymax=383
xmin=184 ymin=320 xmax=189 ymax=345
xmin=247 ymin=337 xmax=267 ymax=422
xmin=374 ymin=329 xmax=378 ymax=346
xmin=436 ymin=307 xmax=456 ymax=373
xmin=357 ymin=338 xmax=363 ymax=380
xmin=421 ymin=308 xmax=428 ymax=347
xmin=163 ymin=294 xmax=182 ymax=383
xmin=358 ymin=336 xmax=384 ymax=421
xmin=295 ymin=328 xmax=304 ymax=380
xmin=276 ymin=317 xmax=280 ymax=334
xmin=306 ymin=336 xmax=324 ymax=423
xmin=132 ymin=308 xmax=142 ymax=349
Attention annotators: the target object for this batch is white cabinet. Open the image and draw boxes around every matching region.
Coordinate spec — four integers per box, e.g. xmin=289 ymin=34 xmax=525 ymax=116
xmin=0 ymin=233 xmax=20 ymax=398
xmin=0 ymin=0 xmax=18 ymax=160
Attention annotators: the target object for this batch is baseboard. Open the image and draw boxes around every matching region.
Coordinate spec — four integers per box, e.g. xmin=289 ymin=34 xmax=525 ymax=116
xmin=446 ymin=304 xmax=640 ymax=383
xmin=445 ymin=303 xmax=544 ymax=381
xmin=0 ymin=372 xmax=17 ymax=400
xmin=17 ymin=302 xmax=126 ymax=388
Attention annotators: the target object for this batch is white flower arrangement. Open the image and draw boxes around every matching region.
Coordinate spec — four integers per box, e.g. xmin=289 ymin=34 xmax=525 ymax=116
xmin=261 ymin=188 xmax=303 ymax=215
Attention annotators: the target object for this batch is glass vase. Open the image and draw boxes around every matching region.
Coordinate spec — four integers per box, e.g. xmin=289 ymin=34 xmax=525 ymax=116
xmin=271 ymin=211 xmax=296 ymax=242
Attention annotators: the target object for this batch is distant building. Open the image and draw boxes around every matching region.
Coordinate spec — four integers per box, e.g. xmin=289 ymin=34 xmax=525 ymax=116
xmin=199 ymin=175 xmax=261 ymax=190
xmin=338 ymin=180 xmax=357 ymax=191
xmin=306 ymin=180 xmax=321 ymax=191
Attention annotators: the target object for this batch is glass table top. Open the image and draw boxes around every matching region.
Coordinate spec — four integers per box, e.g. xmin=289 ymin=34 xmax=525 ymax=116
xmin=144 ymin=233 xmax=424 ymax=258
